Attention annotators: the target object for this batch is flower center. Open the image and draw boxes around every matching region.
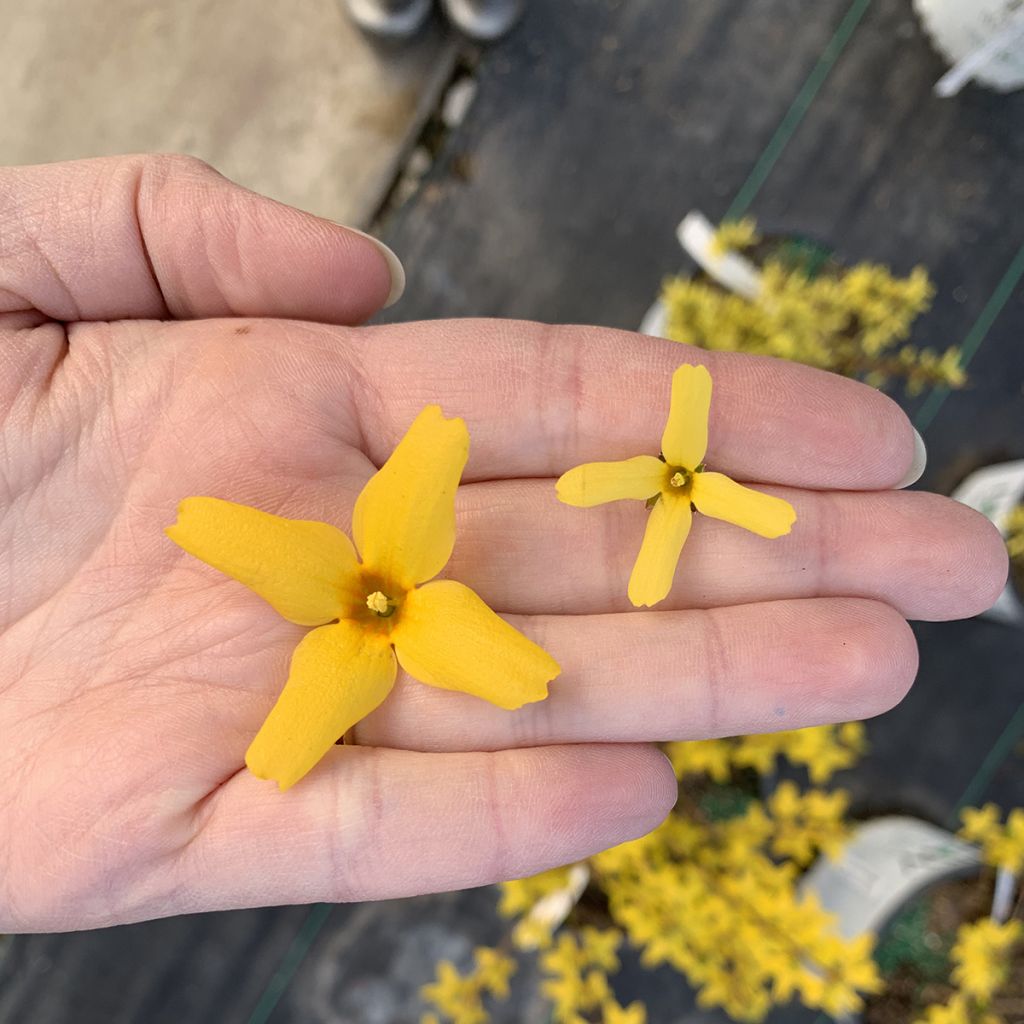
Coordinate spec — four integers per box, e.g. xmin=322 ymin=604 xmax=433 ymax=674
xmin=669 ymin=467 xmax=693 ymax=491
xmin=365 ymin=590 xmax=396 ymax=618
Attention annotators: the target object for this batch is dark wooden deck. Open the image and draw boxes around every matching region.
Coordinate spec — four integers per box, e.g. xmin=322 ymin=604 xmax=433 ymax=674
xmin=2 ymin=1 xmax=1023 ymax=1021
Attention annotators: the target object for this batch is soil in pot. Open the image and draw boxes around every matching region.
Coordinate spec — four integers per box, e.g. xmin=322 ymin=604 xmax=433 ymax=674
xmin=864 ymin=872 xmax=1024 ymax=1023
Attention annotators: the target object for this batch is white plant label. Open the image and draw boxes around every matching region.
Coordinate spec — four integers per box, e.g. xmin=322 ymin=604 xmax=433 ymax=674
xmin=951 ymin=459 xmax=1024 ymax=625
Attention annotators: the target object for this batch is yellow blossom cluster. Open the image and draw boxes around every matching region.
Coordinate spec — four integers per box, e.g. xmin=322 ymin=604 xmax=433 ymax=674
xmin=662 ymin=225 xmax=963 ymax=395
xmin=1004 ymin=505 xmax=1024 ymax=562
xmin=710 ymin=217 xmax=761 ymax=257
xmin=421 ymin=946 xmax=517 ymax=1024
xmin=666 ymin=722 xmax=867 ymax=785
xmin=767 ymin=781 xmax=849 ymax=866
xmin=587 ymin=804 xmax=879 ymax=1021
xmin=915 ymin=919 xmax=1024 ymax=1024
xmin=959 ymin=805 xmax=1024 ymax=873
xmin=539 ymin=929 xmax=640 ymax=1023
xmin=483 ymin=724 xmax=874 ymax=1021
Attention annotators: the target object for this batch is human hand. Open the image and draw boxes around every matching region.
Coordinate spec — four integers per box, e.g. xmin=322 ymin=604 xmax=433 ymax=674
xmin=0 ymin=156 xmax=1007 ymax=932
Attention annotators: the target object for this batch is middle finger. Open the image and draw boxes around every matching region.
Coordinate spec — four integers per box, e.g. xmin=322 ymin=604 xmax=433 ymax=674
xmin=445 ymin=481 xmax=1005 ymax=621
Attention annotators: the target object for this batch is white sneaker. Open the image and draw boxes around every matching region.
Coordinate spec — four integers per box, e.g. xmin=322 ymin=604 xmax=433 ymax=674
xmin=441 ymin=0 xmax=524 ymax=41
xmin=344 ymin=0 xmax=433 ymax=39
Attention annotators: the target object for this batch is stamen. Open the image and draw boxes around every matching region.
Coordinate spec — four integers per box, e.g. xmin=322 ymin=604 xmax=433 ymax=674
xmin=670 ymin=470 xmax=691 ymax=489
xmin=366 ymin=591 xmax=392 ymax=616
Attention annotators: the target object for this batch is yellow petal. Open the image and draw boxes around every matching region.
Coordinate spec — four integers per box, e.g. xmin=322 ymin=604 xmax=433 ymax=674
xmin=691 ymin=472 xmax=796 ymax=538
xmin=556 ymin=455 xmax=667 ymax=507
xmin=166 ymin=497 xmax=356 ymax=626
xmin=246 ymin=620 xmax=396 ymax=791
xmin=391 ymin=580 xmax=559 ymax=709
xmin=661 ymin=363 xmax=712 ymax=469
xmin=352 ymin=405 xmax=469 ymax=589
xmin=627 ymin=493 xmax=692 ymax=607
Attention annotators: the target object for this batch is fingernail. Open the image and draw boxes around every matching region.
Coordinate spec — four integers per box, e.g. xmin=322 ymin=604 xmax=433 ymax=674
xmin=348 ymin=228 xmax=406 ymax=309
xmin=896 ymin=427 xmax=927 ymax=489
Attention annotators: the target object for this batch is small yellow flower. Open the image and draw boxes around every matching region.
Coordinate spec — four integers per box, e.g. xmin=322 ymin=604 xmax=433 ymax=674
xmin=557 ymin=365 xmax=796 ymax=607
xmin=167 ymin=405 xmax=560 ymax=790
xmin=960 ymin=803 xmax=1001 ymax=843
xmin=472 ymin=947 xmax=516 ymax=999
xmin=603 ymin=1000 xmax=647 ymax=1024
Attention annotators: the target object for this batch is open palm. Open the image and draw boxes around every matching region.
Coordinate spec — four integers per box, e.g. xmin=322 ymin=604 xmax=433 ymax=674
xmin=0 ymin=156 xmax=1007 ymax=933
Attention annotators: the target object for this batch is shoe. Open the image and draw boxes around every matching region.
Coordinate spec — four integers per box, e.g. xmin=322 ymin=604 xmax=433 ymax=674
xmin=440 ymin=0 xmax=524 ymax=41
xmin=344 ymin=0 xmax=433 ymax=39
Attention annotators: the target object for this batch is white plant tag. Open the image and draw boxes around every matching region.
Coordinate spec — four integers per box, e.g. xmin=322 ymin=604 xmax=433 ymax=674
xmin=951 ymin=459 xmax=1024 ymax=625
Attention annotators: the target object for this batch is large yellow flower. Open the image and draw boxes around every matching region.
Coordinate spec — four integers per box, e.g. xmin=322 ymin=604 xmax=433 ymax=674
xmin=166 ymin=405 xmax=559 ymax=790
xmin=556 ymin=364 xmax=796 ymax=608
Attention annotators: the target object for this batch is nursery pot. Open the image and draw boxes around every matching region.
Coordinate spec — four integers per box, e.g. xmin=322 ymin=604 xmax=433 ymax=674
xmin=800 ymin=816 xmax=982 ymax=942
xmin=800 ymin=816 xmax=982 ymax=1021
xmin=639 ymin=211 xmax=831 ymax=338
xmin=950 ymin=459 xmax=1024 ymax=626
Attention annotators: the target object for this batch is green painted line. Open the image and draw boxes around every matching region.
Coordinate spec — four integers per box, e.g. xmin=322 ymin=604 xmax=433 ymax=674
xmin=914 ymin=240 xmax=1024 ymax=433
xmin=246 ymin=904 xmax=334 ymax=1024
xmin=725 ymin=0 xmax=873 ymax=221
xmin=949 ymin=700 xmax=1024 ymax=823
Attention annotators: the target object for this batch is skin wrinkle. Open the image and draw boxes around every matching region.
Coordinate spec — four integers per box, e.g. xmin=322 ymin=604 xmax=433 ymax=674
xmin=19 ymin=219 xmax=82 ymax=322
xmin=326 ymin=749 xmax=386 ymax=904
xmin=130 ymin=161 xmax=172 ymax=319
xmin=536 ymin=322 xmax=587 ymax=476
xmin=697 ymin=606 xmax=728 ymax=736
xmin=0 ymin=382 xmax=157 ymax=630
xmin=810 ymin=489 xmax=839 ymax=601
xmin=330 ymin=331 xmax=393 ymax=474
xmin=482 ymin=754 xmax=511 ymax=885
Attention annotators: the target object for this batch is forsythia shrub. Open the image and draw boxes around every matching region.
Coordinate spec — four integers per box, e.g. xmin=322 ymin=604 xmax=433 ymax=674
xmin=422 ymin=725 xmax=884 ymax=1023
xmin=661 ymin=218 xmax=964 ymax=395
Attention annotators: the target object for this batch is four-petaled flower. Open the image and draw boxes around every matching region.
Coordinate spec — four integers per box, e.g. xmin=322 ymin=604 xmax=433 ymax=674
xmin=556 ymin=364 xmax=796 ymax=607
xmin=167 ymin=405 xmax=560 ymax=790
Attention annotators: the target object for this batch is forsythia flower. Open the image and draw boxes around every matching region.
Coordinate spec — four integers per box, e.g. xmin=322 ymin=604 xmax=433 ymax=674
xmin=951 ymin=918 xmax=1023 ymax=1001
xmin=472 ymin=947 xmax=516 ymax=999
xmin=767 ymin=782 xmax=850 ymax=865
xmin=666 ymin=738 xmax=734 ymax=782
xmin=421 ymin=948 xmax=517 ymax=1024
xmin=1005 ymin=505 xmax=1024 ymax=561
xmin=667 ymin=723 xmax=867 ymax=786
xmin=540 ymin=932 xmax=621 ymax=1023
xmin=711 ymin=217 xmax=761 ymax=257
xmin=166 ymin=405 xmax=560 ymax=789
xmin=556 ymin=365 xmax=796 ymax=607
xmin=603 ymin=1001 xmax=647 ymax=1024
xmin=421 ymin=961 xmax=488 ymax=1024
xmin=959 ymin=804 xmax=1024 ymax=873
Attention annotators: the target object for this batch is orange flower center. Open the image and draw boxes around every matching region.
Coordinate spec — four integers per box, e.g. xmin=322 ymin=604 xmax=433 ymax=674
xmin=668 ymin=466 xmax=693 ymax=495
xmin=365 ymin=590 xmax=395 ymax=617
xmin=346 ymin=570 xmax=404 ymax=632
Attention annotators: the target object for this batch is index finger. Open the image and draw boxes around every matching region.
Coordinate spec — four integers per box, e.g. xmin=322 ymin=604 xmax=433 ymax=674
xmin=348 ymin=318 xmax=919 ymax=490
